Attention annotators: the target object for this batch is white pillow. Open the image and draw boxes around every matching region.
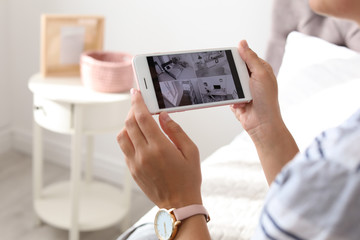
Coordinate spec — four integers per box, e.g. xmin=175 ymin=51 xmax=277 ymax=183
xmin=277 ymin=32 xmax=360 ymax=150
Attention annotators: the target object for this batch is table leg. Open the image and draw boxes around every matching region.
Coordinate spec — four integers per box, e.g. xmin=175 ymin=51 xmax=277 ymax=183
xmin=69 ymin=105 xmax=83 ymax=240
xmin=85 ymin=135 xmax=94 ymax=183
xmin=32 ymin=120 xmax=43 ymax=226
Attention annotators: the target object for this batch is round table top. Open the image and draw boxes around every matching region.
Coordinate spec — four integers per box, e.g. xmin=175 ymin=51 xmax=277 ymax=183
xmin=28 ymin=73 xmax=131 ymax=104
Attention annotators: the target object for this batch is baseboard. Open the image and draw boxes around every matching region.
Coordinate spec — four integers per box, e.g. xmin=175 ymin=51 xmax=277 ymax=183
xmin=0 ymin=125 xmax=11 ymax=154
xmin=12 ymin=128 xmax=138 ymax=190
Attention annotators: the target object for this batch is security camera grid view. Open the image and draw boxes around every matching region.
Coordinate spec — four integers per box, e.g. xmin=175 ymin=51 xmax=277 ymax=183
xmin=147 ymin=50 xmax=245 ymax=109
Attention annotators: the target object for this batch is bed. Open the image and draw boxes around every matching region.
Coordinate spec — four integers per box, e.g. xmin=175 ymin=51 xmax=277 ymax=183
xmin=118 ymin=0 xmax=360 ymax=239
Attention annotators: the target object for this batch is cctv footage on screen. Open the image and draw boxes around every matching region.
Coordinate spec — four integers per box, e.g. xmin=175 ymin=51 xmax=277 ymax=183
xmin=146 ymin=50 xmax=245 ymax=109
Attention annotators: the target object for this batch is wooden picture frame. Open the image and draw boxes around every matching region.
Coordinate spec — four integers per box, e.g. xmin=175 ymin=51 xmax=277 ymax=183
xmin=41 ymin=14 xmax=104 ymax=77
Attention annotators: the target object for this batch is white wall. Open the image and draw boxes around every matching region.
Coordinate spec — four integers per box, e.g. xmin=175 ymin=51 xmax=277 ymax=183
xmin=5 ymin=0 xmax=272 ymax=183
xmin=0 ymin=0 xmax=11 ymax=153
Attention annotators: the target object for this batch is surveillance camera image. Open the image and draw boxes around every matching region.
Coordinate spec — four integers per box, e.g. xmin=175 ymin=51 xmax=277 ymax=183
xmin=146 ymin=50 xmax=245 ymax=109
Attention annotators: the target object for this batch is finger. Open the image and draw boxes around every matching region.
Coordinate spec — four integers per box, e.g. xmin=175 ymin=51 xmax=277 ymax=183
xmin=231 ymin=102 xmax=247 ymax=109
xmin=230 ymin=105 xmax=237 ymax=115
xmin=125 ymin=107 xmax=148 ymax=148
xmin=117 ymin=128 xmax=135 ymax=157
xmin=131 ymin=89 xmax=165 ymax=140
xmin=159 ymin=112 xmax=198 ymax=159
xmin=231 ymin=102 xmax=249 ymax=114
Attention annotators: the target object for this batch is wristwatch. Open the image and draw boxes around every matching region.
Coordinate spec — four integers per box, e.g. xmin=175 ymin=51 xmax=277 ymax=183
xmin=154 ymin=204 xmax=210 ymax=240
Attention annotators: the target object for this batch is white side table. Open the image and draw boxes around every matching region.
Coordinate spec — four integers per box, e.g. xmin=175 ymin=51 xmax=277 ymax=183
xmin=28 ymin=73 xmax=132 ymax=240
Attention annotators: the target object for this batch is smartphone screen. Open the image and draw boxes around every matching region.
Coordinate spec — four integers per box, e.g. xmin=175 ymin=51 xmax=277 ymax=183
xmin=146 ymin=50 xmax=245 ymax=109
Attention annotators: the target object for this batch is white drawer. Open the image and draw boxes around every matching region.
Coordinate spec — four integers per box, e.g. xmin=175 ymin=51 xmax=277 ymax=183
xmin=33 ymin=95 xmax=131 ymax=134
xmin=33 ymin=96 xmax=72 ymax=133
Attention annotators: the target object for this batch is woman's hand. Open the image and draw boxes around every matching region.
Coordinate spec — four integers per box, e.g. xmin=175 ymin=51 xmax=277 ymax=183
xmin=117 ymin=89 xmax=202 ymax=209
xmin=231 ymin=40 xmax=282 ymax=139
xmin=232 ymin=41 xmax=299 ymax=184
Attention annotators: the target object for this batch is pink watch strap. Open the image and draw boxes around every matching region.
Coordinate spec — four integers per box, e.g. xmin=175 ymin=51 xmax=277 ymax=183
xmin=173 ymin=204 xmax=210 ymax=222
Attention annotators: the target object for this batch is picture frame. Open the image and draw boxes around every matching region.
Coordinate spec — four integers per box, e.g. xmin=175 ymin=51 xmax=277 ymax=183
xmin=41 ymin=14 xmax=104 ymax=77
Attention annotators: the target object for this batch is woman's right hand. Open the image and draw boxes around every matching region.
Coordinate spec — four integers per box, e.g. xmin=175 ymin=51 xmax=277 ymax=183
xmin=231 ymin=40 xmax=282 ymax=141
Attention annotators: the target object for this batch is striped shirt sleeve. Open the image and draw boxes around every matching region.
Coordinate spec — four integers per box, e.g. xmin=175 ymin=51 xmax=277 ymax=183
xmin=252 ymin=109 xmax=360 ymax=240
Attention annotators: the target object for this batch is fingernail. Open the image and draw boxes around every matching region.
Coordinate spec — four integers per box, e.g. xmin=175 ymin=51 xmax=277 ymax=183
xmin=241 ymin=40 xmax=249 ymax=49
xmin=130 ymin=88 xmax=136 ymax=95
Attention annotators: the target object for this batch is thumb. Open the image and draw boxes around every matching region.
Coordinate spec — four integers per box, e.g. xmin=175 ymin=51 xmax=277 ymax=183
xmin=238 ymin=40 xmax=264 ymax=75
xmin=159 ymin=112 xmax=197 ymax=158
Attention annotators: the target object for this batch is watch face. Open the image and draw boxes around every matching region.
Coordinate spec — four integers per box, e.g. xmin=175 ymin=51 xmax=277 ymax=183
xmin=155 ymin=209 xmax=174 ymax=240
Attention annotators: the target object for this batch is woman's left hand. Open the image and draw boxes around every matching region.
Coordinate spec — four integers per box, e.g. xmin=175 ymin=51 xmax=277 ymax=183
xmin=117 ymin=89 xmax=203 ymax=209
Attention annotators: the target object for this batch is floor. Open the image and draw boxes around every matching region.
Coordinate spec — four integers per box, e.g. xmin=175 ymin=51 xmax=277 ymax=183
xmin=0 ymin=150 xmax=154 ymax=240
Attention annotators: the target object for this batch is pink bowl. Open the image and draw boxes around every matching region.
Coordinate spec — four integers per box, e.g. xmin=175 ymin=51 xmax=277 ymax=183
xmin=80 ymin=51 xmax=134 ymax=93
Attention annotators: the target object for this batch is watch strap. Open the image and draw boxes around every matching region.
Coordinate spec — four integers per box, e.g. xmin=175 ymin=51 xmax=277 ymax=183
xmin=173 ymin=204 xmax=210 ymax=222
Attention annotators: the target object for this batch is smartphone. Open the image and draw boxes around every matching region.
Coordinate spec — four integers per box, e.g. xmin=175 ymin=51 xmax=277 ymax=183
xmin=132 ymin=47 xmax=252 ymax=114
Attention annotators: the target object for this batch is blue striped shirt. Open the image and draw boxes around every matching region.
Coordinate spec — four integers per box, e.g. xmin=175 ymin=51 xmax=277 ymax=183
xmin=253 ymin=109 xmax=360 ymax=240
